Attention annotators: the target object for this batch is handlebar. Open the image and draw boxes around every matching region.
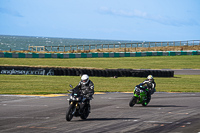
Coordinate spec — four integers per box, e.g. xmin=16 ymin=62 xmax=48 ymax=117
xmin=67 ymin=90 xmax=73 ymax=93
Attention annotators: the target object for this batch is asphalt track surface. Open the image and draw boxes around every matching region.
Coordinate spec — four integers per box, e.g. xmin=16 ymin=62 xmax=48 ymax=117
xmin=0 ymin=92 xmax=200 ymax=133
xmin=172 ymin=69 xmax=200 ymax=75
xmin=0 ymin=69 xmax=200 ymax=133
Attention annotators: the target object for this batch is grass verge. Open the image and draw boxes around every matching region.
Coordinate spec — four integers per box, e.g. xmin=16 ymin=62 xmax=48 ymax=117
xmin=0 ymin=75 xmax=200 ymax=94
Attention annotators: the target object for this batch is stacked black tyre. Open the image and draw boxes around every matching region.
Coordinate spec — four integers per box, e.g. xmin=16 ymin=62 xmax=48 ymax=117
xmin=53 ymin=68 xmax=174 ymax=77
xmin=0 ymin=66 xmax=174 ymax=77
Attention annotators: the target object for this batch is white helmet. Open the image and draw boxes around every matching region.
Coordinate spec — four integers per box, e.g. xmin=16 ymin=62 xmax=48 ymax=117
xmin=81 ymin=74 xmax=89 ymax=84
xmin=147 ymin=75 xmax=153 ymax=81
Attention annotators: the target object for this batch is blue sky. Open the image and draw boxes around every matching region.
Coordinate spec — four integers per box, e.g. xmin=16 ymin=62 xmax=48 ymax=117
xmin=0 ymin=0 xmax=200 ymax=41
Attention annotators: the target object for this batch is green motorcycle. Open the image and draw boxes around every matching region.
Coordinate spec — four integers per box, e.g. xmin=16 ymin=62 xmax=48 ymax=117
xmin=129 ymin=85 xmax=151 ymax=107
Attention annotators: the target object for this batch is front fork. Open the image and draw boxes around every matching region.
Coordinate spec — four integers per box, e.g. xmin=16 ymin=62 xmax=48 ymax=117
xmin=133 ymin=93 xmax=140 ymax=103
xmin=69 ymin=102 xmax=79 ymax=115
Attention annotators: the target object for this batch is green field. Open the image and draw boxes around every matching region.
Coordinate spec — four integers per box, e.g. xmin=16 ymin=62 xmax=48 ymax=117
xmin=0 ymin=75 xmax=200 ymax=94
xmin=1 ymin=55 xmax=200 ymax=69
xmin=0 ymin=55 xmax=200 ymax=94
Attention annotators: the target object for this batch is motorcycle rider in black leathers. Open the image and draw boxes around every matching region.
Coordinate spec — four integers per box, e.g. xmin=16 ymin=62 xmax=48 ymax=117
xmin=139 ymin=75 xmax=156 ymax=104
xmin=72 ymin=74 xmax=94 ymax=113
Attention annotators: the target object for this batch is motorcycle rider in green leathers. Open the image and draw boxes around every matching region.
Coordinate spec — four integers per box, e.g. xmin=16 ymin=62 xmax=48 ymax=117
xmin=139 ymin=75 xmax=156 ymax=103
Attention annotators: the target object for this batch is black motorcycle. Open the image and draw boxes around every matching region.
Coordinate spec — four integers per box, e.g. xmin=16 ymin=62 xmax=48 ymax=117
xmin=66 ymin=85 xmax=91 ymax=121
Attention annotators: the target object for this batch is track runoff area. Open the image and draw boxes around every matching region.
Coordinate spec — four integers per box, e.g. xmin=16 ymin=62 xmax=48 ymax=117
xmin=0 ymin=70 xmax=200 ymax=132
xmin=1 ymin=92 xmax=200 ymax=132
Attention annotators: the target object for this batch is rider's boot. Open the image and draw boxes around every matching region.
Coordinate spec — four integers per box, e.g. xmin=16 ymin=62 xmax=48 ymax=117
xmin=146 ymin=93 xmax=151 ymax=104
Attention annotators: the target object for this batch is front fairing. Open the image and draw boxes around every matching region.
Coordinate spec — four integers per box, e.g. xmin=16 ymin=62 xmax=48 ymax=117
xmin=70 ymin=94 xmax=82 ymax=101
xmin=133 ymin=87 xmax=140 ymax=97
xmin=133 ymin=86 xmax=147 ymax=104
xmin=69 ymin=93 xmax=82 ymax=105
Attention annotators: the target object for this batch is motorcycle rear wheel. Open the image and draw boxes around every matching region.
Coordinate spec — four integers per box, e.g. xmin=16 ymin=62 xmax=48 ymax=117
xmin=142 ymin=102 xmax=148 ymax=106
xmin=80 ymin=104 xmax=90 ymax=120
xmin=142 ymin=95 xmax=151 ymax=106
xmin=129 ymin=96 xmax=137 ymax=107
xmin=66 ymin=104 xmax=74 ymax=121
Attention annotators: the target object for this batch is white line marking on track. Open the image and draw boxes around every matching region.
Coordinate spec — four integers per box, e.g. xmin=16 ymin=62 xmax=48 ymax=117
xmin=123 ymin=119 xmax=138 ymax=122
xmin=144 ymin=121 xmax=173 ymax=124
xmin=1 ymin=104 xmax=48 ymax=107
xmin=0 ymin=117 xmax=50 ymax=119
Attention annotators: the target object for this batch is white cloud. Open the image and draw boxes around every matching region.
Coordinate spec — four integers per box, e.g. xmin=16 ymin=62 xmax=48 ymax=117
xmin=99 ymin=7 xmax=147 ymax=18
xmin=99 ymin=7 xmax=199 ymax=26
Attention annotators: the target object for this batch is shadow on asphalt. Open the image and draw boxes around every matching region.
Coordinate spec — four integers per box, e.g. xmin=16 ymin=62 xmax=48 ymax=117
xmin=80 ymin=118 xmax=139 ymax=121
xmin=144 ymin=105 xmax=187 ymax=108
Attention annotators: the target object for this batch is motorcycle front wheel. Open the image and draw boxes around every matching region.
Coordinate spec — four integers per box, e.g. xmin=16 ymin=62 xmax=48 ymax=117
xmin=66 ymin=104 xmax=74 ymax=121
xmin=129 ymin=96 xmax=137 ymax=107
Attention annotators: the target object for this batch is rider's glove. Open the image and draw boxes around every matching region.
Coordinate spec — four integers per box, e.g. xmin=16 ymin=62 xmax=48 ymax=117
xmin=86 ymin=94 xmax=90 ymax=98
xmin=85 ymin=94 xmax=93 ymax=100
xmin=139 ymin=83 xmax=143 ymax=86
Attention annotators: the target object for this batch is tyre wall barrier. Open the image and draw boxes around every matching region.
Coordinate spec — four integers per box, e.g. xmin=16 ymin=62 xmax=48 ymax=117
xmin=0 ymin=50 xmax=199 ymax=58
xmin=0 ymin=66 xmax=174 ymax=77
